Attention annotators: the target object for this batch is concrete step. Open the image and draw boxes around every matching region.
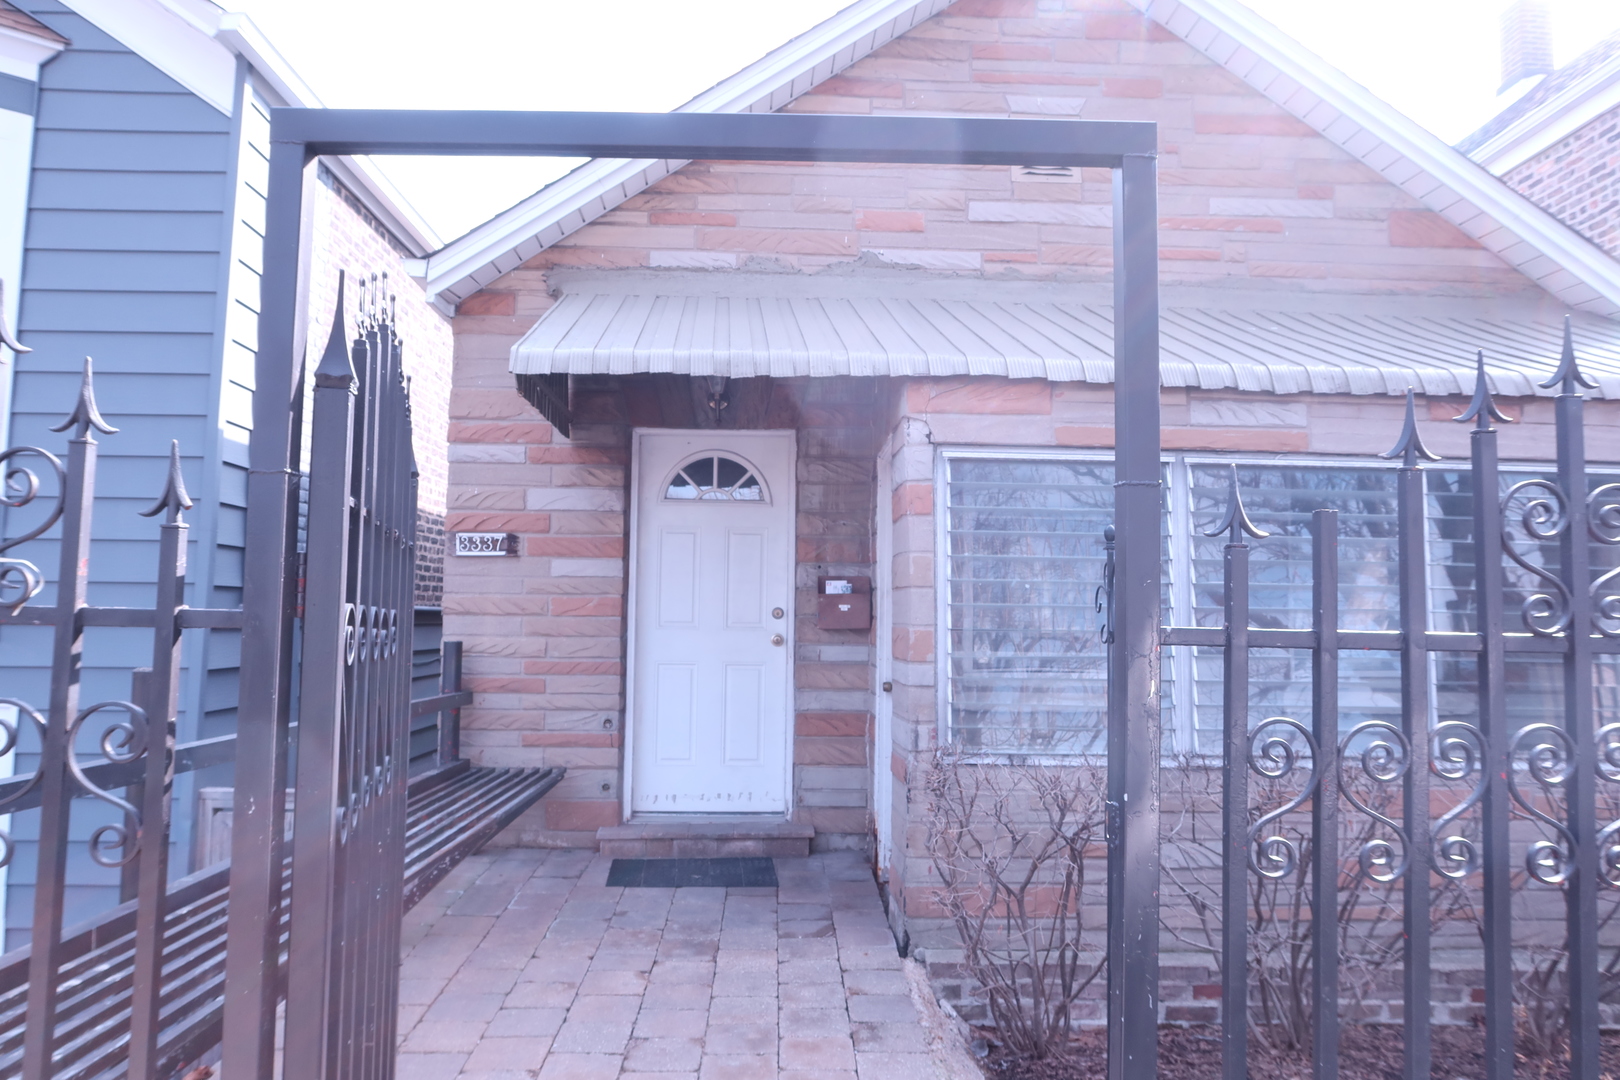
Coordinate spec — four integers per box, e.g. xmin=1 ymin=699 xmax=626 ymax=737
xmin=597 ymin=817 xmax=814 ymax=858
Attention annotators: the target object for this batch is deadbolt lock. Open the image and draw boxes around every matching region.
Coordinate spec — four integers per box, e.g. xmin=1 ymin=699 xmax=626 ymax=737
xmin=771 ymin=634 xmax=785 ymax=646
xmin=771 ymin=607 xmax=785 ymax=619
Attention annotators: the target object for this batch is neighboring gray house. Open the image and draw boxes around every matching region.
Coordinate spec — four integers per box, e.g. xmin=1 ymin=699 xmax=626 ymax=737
xmin=0 ymin=0 xmax=453 ymax=948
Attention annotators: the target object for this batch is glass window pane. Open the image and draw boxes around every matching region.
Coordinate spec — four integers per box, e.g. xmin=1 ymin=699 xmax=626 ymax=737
xmin=1186 ymin=463 xmax=1402 ymax=752
xmin=946 ymin=458 xmax=1115 ymax=753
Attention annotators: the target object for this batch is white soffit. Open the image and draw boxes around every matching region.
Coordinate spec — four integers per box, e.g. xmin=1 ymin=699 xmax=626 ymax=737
xmin=1129 ymin=0 xmax=1620 ymax=319
xmin=509 ymin=275 xmax=1620 ymax=399
xmin=0 ymin=19 xmax=65 ymax=81
xmin=421 ymin=0 xmax=950 ymax=308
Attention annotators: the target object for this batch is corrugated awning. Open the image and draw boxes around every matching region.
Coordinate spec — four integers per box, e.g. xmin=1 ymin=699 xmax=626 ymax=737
xmin=509 ymin=275 xmax=1620 ymax=398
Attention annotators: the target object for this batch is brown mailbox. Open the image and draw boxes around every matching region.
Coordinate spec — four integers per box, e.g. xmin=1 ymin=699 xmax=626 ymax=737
xmin=817 ymin=575 xmax=871 ymax=630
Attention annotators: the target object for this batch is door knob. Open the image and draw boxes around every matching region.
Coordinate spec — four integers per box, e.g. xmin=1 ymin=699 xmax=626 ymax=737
xmin=771 ymin=634 xmax=784 ymax=646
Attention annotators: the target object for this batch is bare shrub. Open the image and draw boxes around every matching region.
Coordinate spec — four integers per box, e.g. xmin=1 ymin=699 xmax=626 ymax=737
xmin=1160 ymin=751 xmax=1470 ymax=1055
xmin=1469 ymin=783 xmax=1620 ymax=1058
xmin=923 ymin=747 xmax=1107 ymax=1059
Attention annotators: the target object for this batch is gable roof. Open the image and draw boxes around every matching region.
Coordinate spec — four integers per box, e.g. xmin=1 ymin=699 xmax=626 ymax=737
xmin=418 ymin=0 xmax=951 ymax=310
xmin=1457 ymin=30 xmax=1620 ymax=175
xmin=421 ymin=0 xmax=1620 ymax=320
xmin=1126 ymin=0 xmax=1620 ymax=318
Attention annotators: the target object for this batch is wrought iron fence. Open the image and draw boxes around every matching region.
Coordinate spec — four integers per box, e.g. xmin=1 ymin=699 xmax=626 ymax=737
xmin=281 ymin=270 xmax=418 ymax=1080
xmin=0 ymin=271 xmax=443 ymax=1079
xmin=1143 ymin=321 xmax=1620 ymax=1080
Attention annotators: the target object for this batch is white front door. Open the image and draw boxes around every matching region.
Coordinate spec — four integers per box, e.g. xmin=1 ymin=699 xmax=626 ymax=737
xmin=629 ymin=430 xmax=795 ymax=814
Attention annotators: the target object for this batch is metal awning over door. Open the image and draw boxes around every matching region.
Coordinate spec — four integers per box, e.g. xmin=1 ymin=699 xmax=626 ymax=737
xmin=509 ymin=273 xmax=1620 ymax=398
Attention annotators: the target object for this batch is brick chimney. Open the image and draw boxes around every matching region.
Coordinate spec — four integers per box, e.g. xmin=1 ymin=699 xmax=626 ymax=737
xmin=1500 ymin=0 xmax=1555 ymax=94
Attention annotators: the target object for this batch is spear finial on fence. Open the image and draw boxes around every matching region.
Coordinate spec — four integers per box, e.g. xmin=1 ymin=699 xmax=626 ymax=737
xmin=0 ymin=279 xmax=29 ymax=358
xmin=314 ymin=271 xmax=357 ymax=390
xmin=49 ymin=356 xmax=118 ymax=438
xmin=1538 ymin=315 xmax=1596 ymax=394
xmin=139 ymin=440 xmax=193 ymax=523
xmin=1454 ymin=350 xmax=1512 ymax=431
xmin=1379 ymin=388 xmax=1440 ymax=466
xmin=1204 ymin=463 xmax=1269 ymax=543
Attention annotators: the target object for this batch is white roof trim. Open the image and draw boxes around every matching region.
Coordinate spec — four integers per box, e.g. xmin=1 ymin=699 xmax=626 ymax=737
xmin=56 ymin=1 xmax=440 ymax=255
xmin=1467 ymin=52 xmax=1620 ymax=175
xmin=61 ymin=0 xmax=239 ymax=113
xmin=510 ymin=273 xmax=1620 ymax=398
xmin=212 ymin=11 xmax=441 ymax=254
xmin=0 ymin=22 xmax=65 ymax=81
xmin=421 ymin=0 xmax=949 ymax=308
xmin=1130 ymin=0 xmax=1620 ymax=318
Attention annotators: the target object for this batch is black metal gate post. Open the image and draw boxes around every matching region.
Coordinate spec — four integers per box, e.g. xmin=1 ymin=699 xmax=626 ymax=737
xmin=1310 ymin=509 xmax=1341 ymax=1080
xmin=1550 ymin=320 xmax=1602 ymax=1080
xmin=1458 ymin=353 xmax=1515 ymax=1080
xmin=1209 ymin=467 xmax=1267 ymax=1080
xmin=19 ymin=366 xmax=116 ymax=1080
xmin=284 ymin=277 xmax=360 ymax=1079
xmin=1385 ymin=391 xmax=1439 ymax=1080
xmin=1106 ymin=149 xmax=1162 ymax=1080
xmin=126 ymin=443 xmax=192 ymax=1080
xmin=221 ymin=133 xmax=310 ymax=1080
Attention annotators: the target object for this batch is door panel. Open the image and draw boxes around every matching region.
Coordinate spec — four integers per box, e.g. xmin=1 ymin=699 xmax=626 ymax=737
xmin=726 ymin=530 xmax=765 ymax=628
xmin=658 ymin=531 xmax=697 ymax=625
xmin=654 ymin=664 xmax=696 ymax=762
xmin=631 ymin=431 xmax=794 ymax=814
xmin=723 ymin=665 xmax=764 ymax=764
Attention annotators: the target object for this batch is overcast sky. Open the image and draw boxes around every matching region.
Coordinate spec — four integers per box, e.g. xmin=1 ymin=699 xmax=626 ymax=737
xmin=226 ymin=0 xmax=1620 ymax=246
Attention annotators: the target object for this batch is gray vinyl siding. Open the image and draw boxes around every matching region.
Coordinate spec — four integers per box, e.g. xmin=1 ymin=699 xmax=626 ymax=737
xmin=0 ymin=0 xmax=243 ymax=949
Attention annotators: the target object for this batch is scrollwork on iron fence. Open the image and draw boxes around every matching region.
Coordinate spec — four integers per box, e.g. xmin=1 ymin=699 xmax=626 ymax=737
xmin=64 ymin=700 xmax=148 ymax=868
xmin=1589 ymin=483 xmax=1620 ymax=636
xmin=1595 ymin=723 xmax=1620 ymax=888
xmin=1430 ymin=720 xmax=1487 ymax=879
xmin=1501 ymin=478 xmax=1572 ymax=636
xmin=0 ymin=697 xmax=46 ymax=868
xmin=0 ymin=445 xmax=65 ymax=616
xmin=1247 ymin=716 xmax=1318 ymax=879
xmin=1509 ymin=722 xmax=1578 ymax=885
xmin=1338 ymin=719 xmax=1411 ymax=882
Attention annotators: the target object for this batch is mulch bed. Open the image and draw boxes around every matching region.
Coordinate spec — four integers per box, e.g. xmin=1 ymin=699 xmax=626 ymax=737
xmin=979 ymin=1025 xmax=1620 ymax=1080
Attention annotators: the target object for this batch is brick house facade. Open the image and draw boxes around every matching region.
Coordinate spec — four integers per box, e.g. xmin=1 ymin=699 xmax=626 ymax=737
xmin=1501 ymin=106 xmax=1620 ymax=260
xmin=422 ymin=0 xmax=1620 ymax=1023
xmin=1462 ymin=32 xmax=1620 ymax=261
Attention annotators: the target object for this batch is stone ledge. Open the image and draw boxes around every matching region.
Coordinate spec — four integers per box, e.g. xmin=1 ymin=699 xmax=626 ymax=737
xmin=598 ymin=817 xmax=815 ymax=858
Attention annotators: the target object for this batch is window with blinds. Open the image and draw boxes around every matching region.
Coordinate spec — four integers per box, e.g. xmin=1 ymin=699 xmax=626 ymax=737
xmin=1184 ymin=463 xmax=1402 ymax=757
xmin=944 ymin=457 xmax=1117 ymax=753
xmin=943 ymin=454 xmax=1620 ymax=755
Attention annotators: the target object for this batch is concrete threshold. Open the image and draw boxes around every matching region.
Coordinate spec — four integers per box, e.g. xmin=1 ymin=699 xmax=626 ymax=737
xmin=598 ymin=816 xmax=815 ymax=858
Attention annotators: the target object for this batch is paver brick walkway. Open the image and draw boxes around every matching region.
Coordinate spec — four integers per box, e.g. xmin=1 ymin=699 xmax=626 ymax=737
xmin=395 ymin=848 xmax=945 ymax=1080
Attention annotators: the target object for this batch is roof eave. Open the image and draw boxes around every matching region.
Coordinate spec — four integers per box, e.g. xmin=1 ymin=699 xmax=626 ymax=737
xmin=1467 ymin=66 xmax=1620 ymax=175
xmin=212 ymin=11 xmax=442 ymax=256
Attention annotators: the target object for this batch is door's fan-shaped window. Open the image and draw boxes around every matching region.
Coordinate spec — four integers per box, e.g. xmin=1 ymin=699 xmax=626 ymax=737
xmin=666 ymin=455 xmax=766 ymax=502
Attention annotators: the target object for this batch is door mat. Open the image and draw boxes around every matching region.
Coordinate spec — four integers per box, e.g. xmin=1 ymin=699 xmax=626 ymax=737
xmin=606 ymin=857 xmax=779 ymax=888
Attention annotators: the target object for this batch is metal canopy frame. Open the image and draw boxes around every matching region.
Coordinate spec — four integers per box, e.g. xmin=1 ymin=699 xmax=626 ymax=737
xmin=222 ymin=109 xmax=1161 ymax=1080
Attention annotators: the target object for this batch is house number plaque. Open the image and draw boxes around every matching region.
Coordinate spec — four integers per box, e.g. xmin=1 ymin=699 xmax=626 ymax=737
xmin=454 ymin=532 xmax=519 ymax=556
